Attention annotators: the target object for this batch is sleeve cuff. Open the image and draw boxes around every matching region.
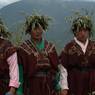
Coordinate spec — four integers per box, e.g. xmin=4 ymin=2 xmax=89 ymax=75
xmin=9 ymin=80 xmax=20 ymax=88
xmin=60 ymin=83 xmax=69 ymax=90
xmin=58 ymin=64 xmax=69 ymax=90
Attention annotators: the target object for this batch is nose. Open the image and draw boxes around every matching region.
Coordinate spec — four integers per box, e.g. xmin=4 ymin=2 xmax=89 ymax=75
xmin=81 ymin=31 xmax=85 ymax=34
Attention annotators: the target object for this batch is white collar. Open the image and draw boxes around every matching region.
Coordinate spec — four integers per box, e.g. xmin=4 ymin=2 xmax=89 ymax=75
xmin=74 ymin=37 xmax=89 ymax=54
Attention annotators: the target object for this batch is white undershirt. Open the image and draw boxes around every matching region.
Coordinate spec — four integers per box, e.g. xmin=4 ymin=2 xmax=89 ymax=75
xmin=74 ymin=37 xmax=89 ymax=54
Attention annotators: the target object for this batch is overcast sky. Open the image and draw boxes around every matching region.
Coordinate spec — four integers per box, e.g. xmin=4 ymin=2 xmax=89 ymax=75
xmin=0 ymin=0 xmax=95 ymax=9
xmin=0 ymin=0 xmax=21 ymax=9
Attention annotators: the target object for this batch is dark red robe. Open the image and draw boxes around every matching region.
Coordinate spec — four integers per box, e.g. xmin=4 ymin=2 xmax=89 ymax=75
xmin=0 ymin=38 xmax=16 ymax=95
xmin=17 ymin=40 xmax=59 ymax=95
xmin=60 ymin=40 xmax=95 ymax=95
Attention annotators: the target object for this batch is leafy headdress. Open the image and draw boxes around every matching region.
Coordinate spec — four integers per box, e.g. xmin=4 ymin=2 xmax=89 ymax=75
xmin=25 ymin=13 xmax=51 ymax=34
xmin=0 ymin=18 xmax=10 ymax=38
xmin=71 ymin=15 xmax=92 ymax=34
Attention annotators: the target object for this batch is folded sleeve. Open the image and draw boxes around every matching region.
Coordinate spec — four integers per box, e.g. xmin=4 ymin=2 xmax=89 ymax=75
xmin=7 ymin=52 xmax=20 ymax=88
xmin=58 ymin=64 xmax=69 ymax=90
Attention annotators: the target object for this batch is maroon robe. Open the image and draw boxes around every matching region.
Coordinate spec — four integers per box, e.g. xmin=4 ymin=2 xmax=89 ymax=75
xmin=0 ymin=38 xmax=16 ymax=95
xmin=60 ymin=40 xmax=95 ymax=95
xmin=17 ymin=40 xmax=59 ymax=95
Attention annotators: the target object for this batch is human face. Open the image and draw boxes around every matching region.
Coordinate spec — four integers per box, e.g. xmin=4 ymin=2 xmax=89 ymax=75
xmin=31 ymin=26 xmax=43 ymax=41
xmin=75 ymin=29 xmax=89 ymax=44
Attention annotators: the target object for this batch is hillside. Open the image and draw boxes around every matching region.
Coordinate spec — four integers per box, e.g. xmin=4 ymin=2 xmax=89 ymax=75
xmin=0 ymin=0 xmax=95 ymax=52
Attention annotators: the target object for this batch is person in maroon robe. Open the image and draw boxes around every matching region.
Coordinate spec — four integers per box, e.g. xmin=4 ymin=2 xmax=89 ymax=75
xmin=17 ymin=14 xmax=62 ymax=95
xmin=0 ymin=19 xmax=20 ymax=95
xmin=59 ymin=15 xmax=95 ymax=95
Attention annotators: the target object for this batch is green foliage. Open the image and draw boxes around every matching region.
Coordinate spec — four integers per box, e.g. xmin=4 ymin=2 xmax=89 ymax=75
xmin=71 ymin=15 xmax=92 ymax=32
xmin=64 ymin=8 xmax=95 ymax=37
xmin=10 ymin=21 xmax=26 ymax=46
xmin=65 ymin=8 xmax=94 ymax=25
xmin=0 ymin=18 xmax=11 ymax=38
xmin=25 ymin=12 xmax=52 ymax=34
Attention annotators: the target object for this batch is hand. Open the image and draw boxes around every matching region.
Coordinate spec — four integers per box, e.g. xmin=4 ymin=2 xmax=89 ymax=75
xmin=5 ymin=92 xmax=13 ymax=95
xmin=5 ymin=87 xmax=16 ymax=95
xmin=60 ymin=89 xmax=68 ymax=95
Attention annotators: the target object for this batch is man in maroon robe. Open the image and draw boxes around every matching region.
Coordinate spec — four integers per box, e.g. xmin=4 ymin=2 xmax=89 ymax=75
xmin=17 ymin=14 xmax=61 ymax=95
xmin=60 ymin=16 xmax=95 ymax=95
